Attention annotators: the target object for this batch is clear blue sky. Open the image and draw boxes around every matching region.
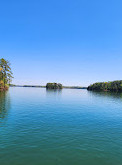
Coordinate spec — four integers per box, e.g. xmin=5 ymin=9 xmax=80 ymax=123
xmin=0 ymin=0 xmax=122 ymax=86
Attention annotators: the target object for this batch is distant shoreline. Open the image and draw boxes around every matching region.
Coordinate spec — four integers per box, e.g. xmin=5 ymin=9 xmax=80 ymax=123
xmin=10 ymin=85 xmax=87 ymax=89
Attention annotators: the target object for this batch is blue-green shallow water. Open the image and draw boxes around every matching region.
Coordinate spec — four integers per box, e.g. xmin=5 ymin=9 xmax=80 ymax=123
xmin=0 ymin=87 xmax=122 ymax=165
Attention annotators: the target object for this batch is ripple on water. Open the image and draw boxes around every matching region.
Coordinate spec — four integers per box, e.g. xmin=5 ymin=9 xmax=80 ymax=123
xmin=0 ymin=88 xmax=122 ymax=165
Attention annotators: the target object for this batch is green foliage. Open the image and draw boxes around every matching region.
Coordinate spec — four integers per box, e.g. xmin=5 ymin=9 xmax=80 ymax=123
xmin=87 ymin=80 xmax=122 ymax=92
xmin=0 ymin=58 xmax=13 ymax=89
xmin=46 ymin=83 xmax=63 ymax=89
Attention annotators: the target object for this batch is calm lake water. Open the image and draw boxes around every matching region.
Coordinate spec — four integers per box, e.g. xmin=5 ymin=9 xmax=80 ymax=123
xmin=0 ymin=87 xmax=122 ymax=165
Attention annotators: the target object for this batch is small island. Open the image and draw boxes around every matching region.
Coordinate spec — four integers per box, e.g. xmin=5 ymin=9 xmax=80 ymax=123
xmin=87 ymin=80 xmax=122 ymax=92
xmin=46 ymin=83 xmax=63 ymax=89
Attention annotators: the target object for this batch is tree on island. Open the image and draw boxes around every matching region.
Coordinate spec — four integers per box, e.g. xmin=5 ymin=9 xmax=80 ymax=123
xmin=0 ymin=58 xmax=13 ymax=90
xmin=46 ymin=83 xmax=63 ymax=89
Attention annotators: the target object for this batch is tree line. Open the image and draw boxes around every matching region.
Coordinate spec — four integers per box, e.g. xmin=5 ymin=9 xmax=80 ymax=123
xmin=1 ymin=58 xmax=122 ymax=93
xmin=87 ymin=80 xmax=122 ymax=92
xmin=0 ymin=58 xmax=13 ymax=90
xmin=46 ymin=83 xmax=63 ymax=89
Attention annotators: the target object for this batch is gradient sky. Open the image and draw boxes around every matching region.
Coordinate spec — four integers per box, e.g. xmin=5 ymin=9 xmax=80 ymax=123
xmin=0 ymin=0 xmax=122 ymax=86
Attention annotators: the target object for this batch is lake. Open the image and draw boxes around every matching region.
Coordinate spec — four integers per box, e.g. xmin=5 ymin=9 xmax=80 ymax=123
xmin=0 ymin=87 xmax=122 ymax=165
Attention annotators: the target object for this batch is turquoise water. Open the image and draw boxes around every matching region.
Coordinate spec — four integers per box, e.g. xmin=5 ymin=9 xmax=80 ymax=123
xmin=0 ymin=87 xmax=122 ymax=165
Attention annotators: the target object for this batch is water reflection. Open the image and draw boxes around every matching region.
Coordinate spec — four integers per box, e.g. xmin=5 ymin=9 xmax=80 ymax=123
xmin=0 ymin=91 xmax=11 ymax=120
xmin=46 ymin=89 xmax=62 ymax=97
xmin=88 ymin=90 xmax=122 ymax=100
xmin=46 ymin=88 xmax=62 ymax=94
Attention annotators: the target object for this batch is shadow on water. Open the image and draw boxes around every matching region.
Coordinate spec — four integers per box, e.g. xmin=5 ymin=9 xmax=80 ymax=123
xmin=88 ymin=90 xmax=122 ymax=100
xmin=0 ymin=91 xmax=11 ymax=121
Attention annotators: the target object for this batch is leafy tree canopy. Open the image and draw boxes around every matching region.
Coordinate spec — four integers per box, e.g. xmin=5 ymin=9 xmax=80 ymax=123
xmin=46 ymin=83 xmax=63 ymax=89
xmin=87 ymin=80 xmax=122 ymax=92
xmin=0 ymin=58 xmax=13 ymax=89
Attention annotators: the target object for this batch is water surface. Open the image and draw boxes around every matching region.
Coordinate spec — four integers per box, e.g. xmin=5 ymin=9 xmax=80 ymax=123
xmin=0 ymin=87 xmax=122 ymax=165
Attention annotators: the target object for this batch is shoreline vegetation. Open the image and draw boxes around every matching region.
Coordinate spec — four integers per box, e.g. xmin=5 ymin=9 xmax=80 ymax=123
xmin=46 ymin=83 xmax=63 ymax=89
xmin=0 ymin=58 xmax=13 ymax=91
xmin=10 ymin=81 xmax=122 ymax=92
xmin=1 ymin=58 xmax=122 ymax=92
xmin=87 ymin=80 xmax=122 ymax=92
xmin=10 ymin=84 xmax=87 ymax=89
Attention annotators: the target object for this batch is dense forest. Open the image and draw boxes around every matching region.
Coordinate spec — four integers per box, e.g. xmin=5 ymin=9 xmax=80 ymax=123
xmin=0 ymin=58 xmax=13 ymax=91
xmin=87 ymin=80 xmax=122 ymax=92
xmin=46 ymin=83 xmax=63 ymax=89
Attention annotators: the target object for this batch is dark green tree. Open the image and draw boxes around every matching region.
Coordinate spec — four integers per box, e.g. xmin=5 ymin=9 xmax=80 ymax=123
xmin=46 ymin=83 xmax=63 ymax=89
xmin=87 ymin=80 xmax=122 ymax=92
xmin=0 ymin=58 xmax=13 ymax=88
